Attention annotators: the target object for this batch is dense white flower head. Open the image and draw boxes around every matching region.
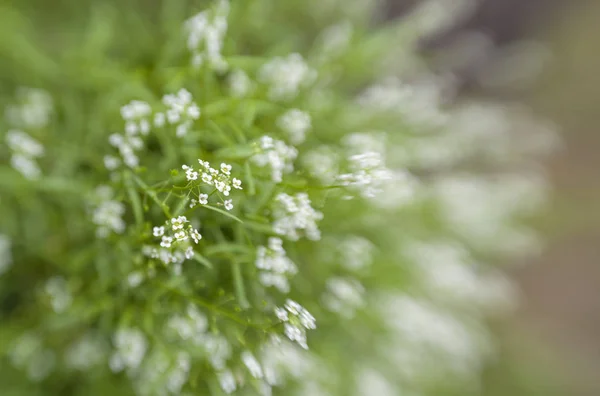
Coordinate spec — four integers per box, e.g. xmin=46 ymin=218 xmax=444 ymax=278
xmin=277 ymin=109 xmax=311 ymax=145
xmin=322 ymin=277 xmax=365 ymax=318
xmin=90 ymin=186 xmax=126 ymax=238
xmin=5 ymin=87 xmax=53 ymax=129
xmin=228 ymin=69 xmax=253 ymax=98
xmin=156 ymin=88 xmax=201 ymax=137
xmin=9 ymin=333 xmax=56 ymax=382
xmin=302 ymin=146 xmax=340 ymax=185
xmin=0 ymin=235 xmax=12 ymax=275
xmin=258 ymin=53 xmax=316 ymax=101
xmin=109 ymin=328 xmax=148 ymax=373
xmin=252 ymin=136 xmax=298 ymax=183
xmin=121 ymin=100 xmax=152 ymax=136
xmin=44 ymin=276 xmax=72 ymax=313
xmin=256 ymin=237 xmax=298 ymax=293
xmin=185 ymin=0 xmax=230 ymax=71
xmin=5 ymin=130 xmax=45 ymax=179
xmin=272 ymin=193 xmax=323 ymax=241
xmin=274 ymin=300 xmax=316 ymax=349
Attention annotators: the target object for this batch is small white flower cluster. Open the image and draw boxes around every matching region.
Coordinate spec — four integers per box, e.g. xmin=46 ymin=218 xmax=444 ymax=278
xmin=184 ymin=0 xmax=230 ymax=71
xmin=157 ymin=88 xmax=201 ymax=137
xmin=275 ymin=300 xmax=316 ymax=350
xmin=107 ymin=130 xmax=144 ymax=169
xmin=65 ymin=333 xmax=107 ymax=372
xmin=258 ymin=53 xmax=316 ymax=101
xmin=272 ymin=193 xmax=323 ymax=241
xmin=322 ymin=277 xmax=365 ymax=319
xmin=109 ymin=328 xmax=148 ymax=374
xmin=165 ymin=303 xmax=208 ymax=343
xmin=316 ymin=21 xmax=353 ymax=61
xmin=121 ymin=100 xmax=152 ymax=136
xmin=302 ymin=146 xmax=339 ymax=185
xmin=277 ymin=109 xmax=311 ymax=145
xmin=134 ymin=350 xmax=192 ymax=396
xmin=256 ymin=237 xmax=298 ymax=293
xmin=44 ymin=276 xmax=72 ymax=314
xmin=338 ymin=236 xmax=373 ymax=271
xmin=5 ymin=129 xmax=44 ymax=179
xmin=9 ymin=333 xmax=56 ymax=382
xmin=146 ymin=216 xmax=201 ymax=274
xmin=338 ymin=151 xmax=395 ymax=199
xmin=252 ymin=136 xmax=298 ymax=183
xmin=90 ymin=186 xmax=126 ymax=238
xmin=228 ymin=69 xmax=252 ymax=98
xmin=5 ymin=87 xmax=53 ymax=129
xmin=184 ymin=159 xmax=242 ymax=211
xmin=0 ymin=235 xmax=12 ymax=275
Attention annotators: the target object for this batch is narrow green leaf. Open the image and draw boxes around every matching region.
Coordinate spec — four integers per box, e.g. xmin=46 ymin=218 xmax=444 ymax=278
xmin=193 ymin=252 xmax=213 ymax=269
xmin=231 ymin=261 xmax=249 ymax=310
xmin=244 ymin=162 xmax=256 ymax=196
xmin=125 ymin=173 xmax=144 ymax=226
xmin=203 ymin=204 xmax=244 ymax=223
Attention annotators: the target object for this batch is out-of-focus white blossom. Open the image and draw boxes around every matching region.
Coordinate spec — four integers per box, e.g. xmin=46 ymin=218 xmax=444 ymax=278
xmin=272 ymin=193 xmax=323 ymax=241
xmin=258 ymin=53 xmax=316 ymax=101
xmin=252 ymin=136 xmax=298 ymax=183
xmin=44 ymin=276 xmax=72 ymax=313
xmin=322 ymin=277 xmax=365 ymax=318
xmin=185 ymin=0 xmax=230 ymax=71
xmin=5 ymin=130 xmax=45 ymax=179
xmin=5 ymin=87 xmax=53 ymax=129
xmin=9 ymin=333 xmax=56 ymax=382
xmin=256 ymin=237 xmax=298 ymax=293
xmin=277 ymin=109 xmax=311 ymax=145
xmin=228 ymin=69 xmax=253 ymax=98
xmin=109 ymin=328 xmax=148 ymax=373
xmin=90 ymin=186 xmax=126 ymax=238
xmin=65 ymin=333 xmax=107 ymax=371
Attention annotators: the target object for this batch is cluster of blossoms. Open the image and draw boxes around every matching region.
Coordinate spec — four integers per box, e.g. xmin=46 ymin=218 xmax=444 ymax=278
xmin=277 ymin=109 xmax=312 ymax=145
xmin=275 ymin=300 xmax=316 ymax=350
xmin=322 ymin=277 xmax=365 ymax=319
xmin=258 ymin=53 xmax=317 ymax=101
xmin=4 ymin=87 xmax=53 ymax=129
xmin=9 ymin=333 xmax=56 ymax=382
xmin=145 ymin=216 xmax=201 ymax=274
xmin=184 ymin=0 xmax=230 ymax=70
xmin=156 ymin=89 xmax=201 ymax=137
xmin=5 ymin=129 xmax=44 ymax=179
xmin=227 ymin=69 xmax=253 ymax=98
xmin=302 ymin=146 xmax=340 ymax=185
xmin=272 ymin=193 xmax=323 ymax=241
xmin=252 ymin=136 xmax=298 ymax=183
xmin=255 ymin=237 xmax=298 ymax=293
xmin=184 ymin=159 xmax=242 ymax=210
xmin=44 ymin=276 xmax=72 ymax=314
xmin=89 ymin=186 xmax=126 ymax=238
xmin=3 ymin=89 xmax=51 ymax=179
xmin=109 ymin=328 xmax=148 ymax=374
xmin=134 ymin=350 xmax=192 ymax=396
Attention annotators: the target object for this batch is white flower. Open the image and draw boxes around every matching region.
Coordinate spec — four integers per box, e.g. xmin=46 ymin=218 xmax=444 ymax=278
xmin=228 ymin=69 xmax=252 ymax=98
xmin=218 ymin=369 xmax=236 ymax=394
xmin=277 ymin=109 xmax=311 ymax=145
xmin=232 ymin=178 xmax=242 ymax=189
xmin=191 ymin=229 xmax=202 ymax=244
xmin=198 ymin=194 xmax=209 ymax=205
xmin=6 ymin=88 xmax=53 ymax=129
xmin=272 ymin=193 xmax=323 ymax=241
xmin=242 ymin=351 xmax=263 ymax=379
xmin=127 ymin=272 xmax=144 ymax=288
xmin=258 ymin=53 xmax=316 ymax=101
xmin=103 ymin=155 xmax=121 ymax=171
xmin=171 ymin=216 xmax=188 ymax=231
xmin=274 ymin=300 xmax=316 ymax=349
xmin=174 ymin=231 xmax=188 ymax=241
xmin=322 ymin=277 xmax=365 ymax=319
xmin=185 ymin=247 xmax=194 ymax=260
xmin=45 ymin=277 xmax=72 ymax=313
xmin=160 ymin=236 xmax=173 ymax=248
xmin=153 ymin=226 xmax=165 ymax=237
xmin=154 ymin=112 xmax=166 ymax=127
xmin=224 ymin=200 xmax=233 ymax=211
xmin=202 ymin=173 xmax=213 ymax=184
xmin=186 ymin=170 xmax=199 ymax=181
xmin=6 ymin=130 xmax=45 ymax=157
xmin=189 ymin=199 xmax=198 ymax=208
xmin=252 ymin=136 xmax=298 ymax=183
xmin=109 ymin=328 xmax=147 ymax=373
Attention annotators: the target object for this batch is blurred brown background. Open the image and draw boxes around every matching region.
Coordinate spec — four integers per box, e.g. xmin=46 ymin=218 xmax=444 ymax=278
xmin=387 ymin=1 xmax=600 ymax=394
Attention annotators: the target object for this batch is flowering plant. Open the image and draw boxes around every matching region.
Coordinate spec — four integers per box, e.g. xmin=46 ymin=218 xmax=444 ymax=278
xmin=0 ymin=1 xmax=557 ymax=395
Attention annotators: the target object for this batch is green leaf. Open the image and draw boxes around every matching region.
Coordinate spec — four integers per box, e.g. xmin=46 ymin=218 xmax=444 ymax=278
xmin=125 ymin=173 xmax=144 ymax=226
xmin=203 ymin=205 xmax=244 ymax=223
xmin=193 ymin=252 xmax=214 ymax=269
xmin=244 ymin=162 xmax=256 ymax=196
